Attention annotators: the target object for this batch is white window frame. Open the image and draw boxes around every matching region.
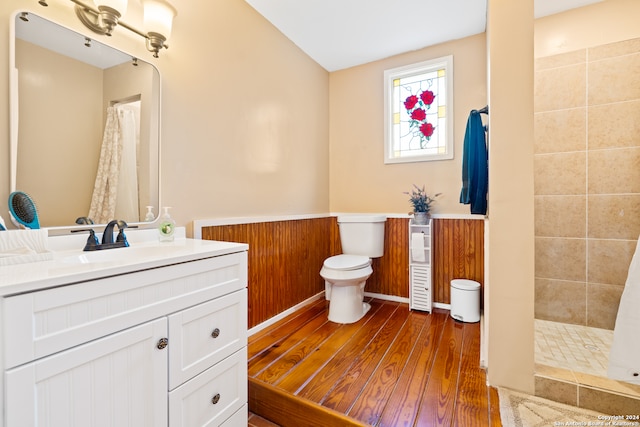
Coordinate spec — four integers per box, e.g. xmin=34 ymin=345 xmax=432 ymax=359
xmin=383 ymin=55 xmax=454 ymax=164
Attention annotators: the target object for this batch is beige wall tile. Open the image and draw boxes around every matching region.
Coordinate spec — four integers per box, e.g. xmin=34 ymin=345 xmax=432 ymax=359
xmin=587 ymin=283 xmax=624 ymax=330
xmin=534 ymin=108 xmax=586 ymax=154
xmin=588 ymin=239 xmax=638 ymax=286
xmin=536 ymin=237 xmax=587 ymax=282
xmin=535 ymin=195 xmax=586 ymax=238
xmin=535 ymin=49 xmax=585 ymax=71
xmin=573 ymin=371 xmax=640 ymax=398
xmin=579 ymin=386 xmax=640 ymax=414
xmin=589 ymin=37 xmax=640 ymax=61
xmin=535 ymin=278 xmax=586 ymax=324
xmin=534 ymin=152 xmax=586 ymax=195
xmin=535 ymin=377 xmax=578 ymax=406
xmin=535 ymin=64 xmax=586 ymax=112
xmin=588 ymin=53 xmax=640 ymax=105
xmin=588 ymin=100 xmax=640 ymax=149
xmin=588 ymin=195 xmax=640 ymax=239
xmin=588 ymin=147 xmax=640 ymax=194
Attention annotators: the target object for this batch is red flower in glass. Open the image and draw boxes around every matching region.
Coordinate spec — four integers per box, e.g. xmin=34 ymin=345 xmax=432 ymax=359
xmin=404 ymin=95 xmax=419 ymax=110
xmin=420 ymin=122 xmax=434 ymax=138
xmin=420 ymin=90 xmax=435 ymax=105
xmin=411 ymin=108 xmax=426 ymax=121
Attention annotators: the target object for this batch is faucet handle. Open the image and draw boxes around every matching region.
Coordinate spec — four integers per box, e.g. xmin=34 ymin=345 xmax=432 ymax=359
xmin=85 ymin=229 xmax=100 ymax=250
xmin=71 ymin=228 xmax=99 ymax=251
xmin=116 ymin=227 xmax=130 ymax=247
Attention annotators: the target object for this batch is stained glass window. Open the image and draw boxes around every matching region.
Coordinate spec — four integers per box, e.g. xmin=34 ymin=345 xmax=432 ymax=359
xmin=384 ymin=56 xmax=453 ymax=163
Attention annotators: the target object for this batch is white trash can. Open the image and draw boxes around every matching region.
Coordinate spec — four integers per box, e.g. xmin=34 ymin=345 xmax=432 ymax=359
xmin=450 ymin=279 xmax=480 ymax=323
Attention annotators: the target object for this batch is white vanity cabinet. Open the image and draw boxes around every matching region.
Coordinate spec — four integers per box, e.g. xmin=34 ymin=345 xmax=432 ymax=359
xmin=1 ymin=241 xmax=249 ymax=427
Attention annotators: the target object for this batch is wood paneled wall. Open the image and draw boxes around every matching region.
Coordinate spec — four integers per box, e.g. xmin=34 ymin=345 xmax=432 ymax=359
xmin=432 ymin=219 xmax=485 ymax=305
xmin=202 ymin=218 xmax=333 ymax=328
xmin=202 ymin=216 xmax=484 ymax=328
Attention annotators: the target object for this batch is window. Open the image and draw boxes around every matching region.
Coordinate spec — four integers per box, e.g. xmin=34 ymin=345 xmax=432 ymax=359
xmin=384 ymin=55 xmax=453 ymax=164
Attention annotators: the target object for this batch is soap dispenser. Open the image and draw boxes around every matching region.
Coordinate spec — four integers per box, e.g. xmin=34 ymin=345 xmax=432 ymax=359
xmin=158 ymin=207 xmax=176 ymax=242
xmin=145 ymin=206 xmax=155 ymax=222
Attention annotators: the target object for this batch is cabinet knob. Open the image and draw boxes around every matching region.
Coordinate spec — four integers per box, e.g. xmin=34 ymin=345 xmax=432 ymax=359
xmin=211 ymin=328 xmax=220 ymax=338
xmin=211 ymin=393 xmax=221 ymax=405
xmin=156 ymin=338 xmax=168 ymax=350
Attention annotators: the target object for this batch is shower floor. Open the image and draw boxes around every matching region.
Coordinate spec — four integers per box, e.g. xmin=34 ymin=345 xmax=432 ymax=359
xmin=534 ymin=319 xmax=640 ymax=413
xmin=535 ymin=319 xmax=612 ymax=377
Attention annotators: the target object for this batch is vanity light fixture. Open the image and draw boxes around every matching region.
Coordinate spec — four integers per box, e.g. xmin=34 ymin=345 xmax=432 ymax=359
xmin=38 ymin=0 xmax=177 ymax=58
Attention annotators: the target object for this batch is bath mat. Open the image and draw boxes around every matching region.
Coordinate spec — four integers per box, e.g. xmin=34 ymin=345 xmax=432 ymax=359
xmin=498 ymin=387 xmax=606 ymax=426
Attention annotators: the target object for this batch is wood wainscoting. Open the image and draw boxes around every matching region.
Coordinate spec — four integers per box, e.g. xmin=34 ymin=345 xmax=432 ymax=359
xmin=201 ymin=216 xmax=484 ymax=328
xmin=433 ymin=218 xmax=485 ymax=305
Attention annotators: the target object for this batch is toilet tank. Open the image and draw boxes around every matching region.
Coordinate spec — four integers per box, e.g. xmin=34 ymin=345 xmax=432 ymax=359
xmin=337 ymin=215 xmax=387 ymax=258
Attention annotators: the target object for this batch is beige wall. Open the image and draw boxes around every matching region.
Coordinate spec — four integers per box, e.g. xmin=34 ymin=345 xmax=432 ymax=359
xmin=329 ymin=34 xmax=487 ymax=214
xmin=0 ymin=0 xmax=330 ymax=229
xmin=485 ymin=0 xmax=535 ymax=393
xmin=15 ymin=39 xmax=103 ymax=226
xmin=534 ymin=0 xmax=640 ymax=330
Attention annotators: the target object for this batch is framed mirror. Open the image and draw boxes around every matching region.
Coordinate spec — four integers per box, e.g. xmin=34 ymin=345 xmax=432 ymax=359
xmin=10 ymin=11 xmax=160 ymax=230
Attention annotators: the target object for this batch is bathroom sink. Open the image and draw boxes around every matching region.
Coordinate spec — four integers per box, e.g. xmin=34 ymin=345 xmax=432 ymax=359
xmin=59 ymin=245 xmax=174 ymax=265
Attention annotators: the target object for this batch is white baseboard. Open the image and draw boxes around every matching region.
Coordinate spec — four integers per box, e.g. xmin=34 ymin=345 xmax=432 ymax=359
xmin=363 ymin=292 xmax=409 ymax=304
xmin=248 ymin=293 xmax=454 ymax=337
xmin=433 ymin=302 xmax=451 ymax=310
xmin=248 ymin=292 xmax=326 ymax=337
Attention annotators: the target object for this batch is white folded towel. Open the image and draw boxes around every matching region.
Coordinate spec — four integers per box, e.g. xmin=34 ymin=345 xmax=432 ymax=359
xmin=0 ymin=229 xmax=52 ymax=266
xmin=411 ymin=232 xmax=426 ymax=262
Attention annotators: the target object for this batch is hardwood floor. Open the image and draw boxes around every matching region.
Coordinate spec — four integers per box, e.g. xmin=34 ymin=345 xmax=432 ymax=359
xmin=248 ymin=297 xmax=502 ymax=426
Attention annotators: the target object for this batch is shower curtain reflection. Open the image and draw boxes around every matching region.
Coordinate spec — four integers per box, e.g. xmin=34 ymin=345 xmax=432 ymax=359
xmin=88 ymin=101 xmax=140 ymax=224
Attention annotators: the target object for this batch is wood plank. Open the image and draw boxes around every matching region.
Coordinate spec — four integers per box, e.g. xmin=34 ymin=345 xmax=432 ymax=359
xmin=296 ymin=301 xmax=402 ymax=403
xmin=346 ymin=310 xmax=428 ymax=425
xmin=273 ymin=299 xmax=385 ymax=393
xmin=489 ymin=386 xmax=503 ymax=426
xmin=321 ymin=304 xmax=410 ymax=413
xmin=248 ymin=309 xmax=330 ymax=377
xmin=375 ymin=310 xmax=448 ymax=427
xmin=249 ymin=378 xmax=368 ymax=427
xmin=414 ymin=315 xmax=465 ymax=426
xmin=453 ymin=321 xmax=489 ymax=426
xmin=255 ymin=318 xmax=343 ymax=384
xmin=248 ymin=299 xmax=327 ymax=361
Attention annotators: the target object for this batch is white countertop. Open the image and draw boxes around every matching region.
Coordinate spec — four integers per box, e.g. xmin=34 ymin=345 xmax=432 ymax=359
xmin=0 ymin=228 xmax=248 ymax=297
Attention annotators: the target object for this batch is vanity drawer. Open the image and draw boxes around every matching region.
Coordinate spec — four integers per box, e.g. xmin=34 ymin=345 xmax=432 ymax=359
xmin=168 ymin=288 xmax=247 ymax=389
xmin=3 ymin=251 xmax=247 ymax=369
xmin=169 ymin=348 xmax=247 ymax=427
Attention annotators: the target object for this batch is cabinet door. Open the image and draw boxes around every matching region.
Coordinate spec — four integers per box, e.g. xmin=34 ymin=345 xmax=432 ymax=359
xmin=6 ymin=318 xmax=168 ymax=427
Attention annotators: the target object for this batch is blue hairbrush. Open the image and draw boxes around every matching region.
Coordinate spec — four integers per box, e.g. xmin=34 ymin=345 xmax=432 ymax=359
xmin=8 ymin=191 xmax=40 ymax=229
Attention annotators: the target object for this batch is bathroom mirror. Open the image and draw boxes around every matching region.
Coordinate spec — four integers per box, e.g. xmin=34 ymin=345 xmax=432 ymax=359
xmin=10 ymin=11 xmax=160 ymax=229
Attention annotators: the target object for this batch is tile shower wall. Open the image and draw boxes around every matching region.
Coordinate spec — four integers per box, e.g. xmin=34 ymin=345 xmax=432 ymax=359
xmin=534 ymin=38 xmax=640 ymax=330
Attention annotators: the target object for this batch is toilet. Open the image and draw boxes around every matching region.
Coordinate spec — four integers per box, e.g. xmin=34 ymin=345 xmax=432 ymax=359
xmin=320 ymin=215 xmax=386 ymax=323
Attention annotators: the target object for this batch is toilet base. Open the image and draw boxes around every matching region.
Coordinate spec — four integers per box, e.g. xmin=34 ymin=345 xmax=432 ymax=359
xmin=327 ymin=281 xmax=370 ymax=324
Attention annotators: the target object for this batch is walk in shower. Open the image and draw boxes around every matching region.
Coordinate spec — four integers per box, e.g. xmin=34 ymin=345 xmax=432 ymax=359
xmin=533 ymin=24 xmax=640 ymax=413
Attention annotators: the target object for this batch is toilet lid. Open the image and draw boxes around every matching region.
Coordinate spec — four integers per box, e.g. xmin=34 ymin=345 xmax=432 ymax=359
xmin=323 ymin=254 xmax=370 ymax=271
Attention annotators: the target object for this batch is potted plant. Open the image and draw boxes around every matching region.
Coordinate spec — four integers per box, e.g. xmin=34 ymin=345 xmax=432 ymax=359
xmin=405 ymin=184 xmax=441 ymax=225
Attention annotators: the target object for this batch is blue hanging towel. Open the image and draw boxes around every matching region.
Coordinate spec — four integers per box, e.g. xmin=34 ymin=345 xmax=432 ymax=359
xmin=459 ymin=110 xmax=488 ymax=215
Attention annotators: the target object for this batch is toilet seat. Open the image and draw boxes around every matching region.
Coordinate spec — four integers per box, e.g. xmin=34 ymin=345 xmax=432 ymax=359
xmin=323 ymin=254 xmax=370 ymax=271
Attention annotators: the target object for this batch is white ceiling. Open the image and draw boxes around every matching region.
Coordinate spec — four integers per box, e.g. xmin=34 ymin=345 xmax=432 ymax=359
xmin=244 ymin=0 xmax=604 ymax=71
